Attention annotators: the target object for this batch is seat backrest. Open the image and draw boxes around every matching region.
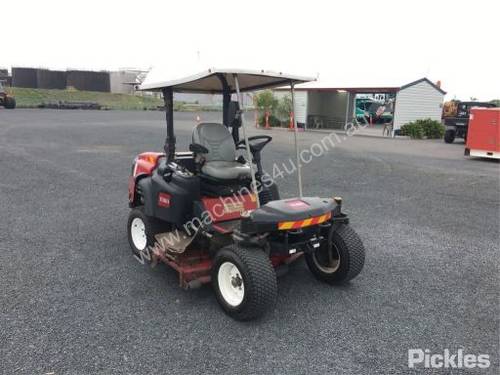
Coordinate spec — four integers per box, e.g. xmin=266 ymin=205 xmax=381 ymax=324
xmin=192 ymin=122 xmax=235 ymax=162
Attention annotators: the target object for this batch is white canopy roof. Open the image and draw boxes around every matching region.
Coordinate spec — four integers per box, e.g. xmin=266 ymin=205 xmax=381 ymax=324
xmin=139 ymin=68 xmax=315 ymax=93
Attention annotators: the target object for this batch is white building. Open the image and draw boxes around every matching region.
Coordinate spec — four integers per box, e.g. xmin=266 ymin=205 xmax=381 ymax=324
xmin=110 ymin=69 xmax=143 ymax=94
xmin=393 ymin=78 xmax=446 ymax=131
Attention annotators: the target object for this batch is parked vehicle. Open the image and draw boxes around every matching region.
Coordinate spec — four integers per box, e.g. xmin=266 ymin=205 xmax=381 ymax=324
xmin=442 ymin=100 xmax=497 ymax=143
xmin=0 ymin=81 xmax=16 ymax=109
xmin=127 ymin=68 xmax=366 ymax=320
xmin=356 ymin=98 xmax=392 ymax=123
xmin=465 ymin=107 xmax=500 ymax=159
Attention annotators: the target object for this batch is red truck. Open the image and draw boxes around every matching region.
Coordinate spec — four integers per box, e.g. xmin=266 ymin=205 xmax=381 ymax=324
xmin=465 ymin=107 xmax=500 ymax=159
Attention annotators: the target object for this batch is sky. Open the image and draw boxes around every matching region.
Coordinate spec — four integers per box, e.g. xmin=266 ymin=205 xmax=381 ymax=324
xmin=3 ymin=0 xmax=499 ymax=100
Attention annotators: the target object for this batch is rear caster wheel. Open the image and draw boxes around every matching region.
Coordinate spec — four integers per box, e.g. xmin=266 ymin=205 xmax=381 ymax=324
xmin=212 ymin=245 xmax=277 ymax=321
xmin=127 ymin=207 xmax=168 ymax=262
xmin=305 ymin=224 xmax=365 ymax=284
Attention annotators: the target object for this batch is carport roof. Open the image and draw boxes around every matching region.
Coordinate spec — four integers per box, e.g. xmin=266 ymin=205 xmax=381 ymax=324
xmin=276 ymin=82 xmax=399 ymax=93
xmin=276 ymin=77 xmax=446 ymax=94
xmin=292 ymin=86 xmax=400 ymax=94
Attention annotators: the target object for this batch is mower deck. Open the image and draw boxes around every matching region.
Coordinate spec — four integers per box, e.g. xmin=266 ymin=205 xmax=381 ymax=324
xmin=151 ymin=246 xmax=212 ymax=289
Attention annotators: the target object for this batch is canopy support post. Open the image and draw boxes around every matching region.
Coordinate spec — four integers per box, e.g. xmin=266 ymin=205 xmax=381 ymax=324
xmin=233 ymin=74 xmax=260 ymax=208
xmin=217 ymin=73 xmax=231 ymax=128
xmin=290 ymin=82 xmax=303 ymax=198
xmin=162 ymin=87 xmax=175 ymax=162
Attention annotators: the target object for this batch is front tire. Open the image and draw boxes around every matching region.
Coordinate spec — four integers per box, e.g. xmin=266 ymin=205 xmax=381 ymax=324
xmin=305 ymin=224 xmax=365 ymax=284
xmin=212 ymin=245 xmax=277 ymax=321
xmin=444 ymin=129 xmax=455 ymax=143
xmin=127 ymin=207 xmax=168 ymax=261
xmin=4 ymin=96 xmax=16 ymax=109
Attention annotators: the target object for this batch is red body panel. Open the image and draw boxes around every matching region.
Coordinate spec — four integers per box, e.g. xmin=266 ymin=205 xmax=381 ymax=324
xmin=202 ymin=194 xmax=257 ymax=223
xmin=466 ymin=108 xmax=500 ymax=154
xmin=128 ymin=152 xmax=164 ymax=203
xmin=133 ymin=152 xmax=164 ymax=177
xmin=128 ymin=176 xmax=136 ymax=202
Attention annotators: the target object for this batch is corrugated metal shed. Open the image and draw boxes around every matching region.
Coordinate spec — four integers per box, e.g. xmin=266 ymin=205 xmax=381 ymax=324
xmin=36 ymin=69 xmax=67 ymax=89
xmin=12 ymin=67 xmax=38 ymax=88
xmin=67 ymin=70 xmax=110 ymax=92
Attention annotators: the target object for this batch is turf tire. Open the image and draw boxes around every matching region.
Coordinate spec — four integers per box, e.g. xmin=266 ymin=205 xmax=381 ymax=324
xmin=212 ymin=245 xmax=277 ymax=321
xmin=127 ymin=207 xmax=168 ymax=262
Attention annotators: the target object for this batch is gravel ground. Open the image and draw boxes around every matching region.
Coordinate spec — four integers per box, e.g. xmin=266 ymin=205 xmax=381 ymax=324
xmin=0 ymin=109 xmax=498 ymax=374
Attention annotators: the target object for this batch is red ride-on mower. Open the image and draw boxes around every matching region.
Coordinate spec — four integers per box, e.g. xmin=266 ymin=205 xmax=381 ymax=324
xmin=127 ymin=69 xmax=365 ymax=320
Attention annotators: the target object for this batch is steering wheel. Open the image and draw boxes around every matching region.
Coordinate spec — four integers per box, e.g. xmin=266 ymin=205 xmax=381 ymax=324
xmin=236 ymin=135 xmax=272 ymax=153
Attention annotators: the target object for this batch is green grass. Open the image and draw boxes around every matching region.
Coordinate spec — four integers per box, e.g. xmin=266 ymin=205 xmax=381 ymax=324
xmin=9 ymin=87 xmax=223 ymax=111
xmin=10 ymin=87 xmax=164 ymax=110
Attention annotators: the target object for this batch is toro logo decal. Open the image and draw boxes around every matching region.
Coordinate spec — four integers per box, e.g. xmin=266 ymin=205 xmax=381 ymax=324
xmin=158 ymin=193 xmax=171 ymax=208
xmin=286 ymin=199 xmax=310 ymax=210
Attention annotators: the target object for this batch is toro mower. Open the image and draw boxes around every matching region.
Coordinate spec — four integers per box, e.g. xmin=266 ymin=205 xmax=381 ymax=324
xmin=0 ymin=81 xmax=16 ymax=109
xmin=127 ymin=68 xmax=365 ymax=320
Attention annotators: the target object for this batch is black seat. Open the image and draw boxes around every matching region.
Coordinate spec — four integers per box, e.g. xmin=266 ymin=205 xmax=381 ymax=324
xmin=192 ymin=122 xmax=252 ymax=180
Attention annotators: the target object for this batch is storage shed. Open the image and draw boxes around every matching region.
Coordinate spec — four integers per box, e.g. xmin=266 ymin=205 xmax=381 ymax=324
xmin=392 ymin=78 xmax=446 ymax=132
xmin=275 ymin=77 xmax=445 ymax=135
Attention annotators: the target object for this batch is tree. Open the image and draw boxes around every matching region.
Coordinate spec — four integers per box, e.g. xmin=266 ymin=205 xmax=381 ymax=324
xmin=276 ymin=94 xmax=293 ymax=122
xmin=254 ymin=90 xmax=278 ymax=111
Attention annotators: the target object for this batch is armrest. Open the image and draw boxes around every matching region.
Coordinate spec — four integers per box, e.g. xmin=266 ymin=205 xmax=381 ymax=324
xmin=189 ymin=143 xmax=209 ymax=154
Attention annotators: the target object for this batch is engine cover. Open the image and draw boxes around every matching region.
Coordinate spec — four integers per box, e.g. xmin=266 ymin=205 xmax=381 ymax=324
xmin=241 ymin=197 xmax=335 ymax=233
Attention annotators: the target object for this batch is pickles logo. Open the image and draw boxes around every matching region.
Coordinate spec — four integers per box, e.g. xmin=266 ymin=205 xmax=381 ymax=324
xmin=408 ymin=349 xmax=490 ymax=369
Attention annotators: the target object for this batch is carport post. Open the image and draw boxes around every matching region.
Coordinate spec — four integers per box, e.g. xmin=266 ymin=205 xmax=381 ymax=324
xmin=233 ymin=74 xmax=260 ymax=208
xmin=344 ymin=91 xmax=351 ymax=126
xmin=290 ymin=82 xmax=303 ymax=198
